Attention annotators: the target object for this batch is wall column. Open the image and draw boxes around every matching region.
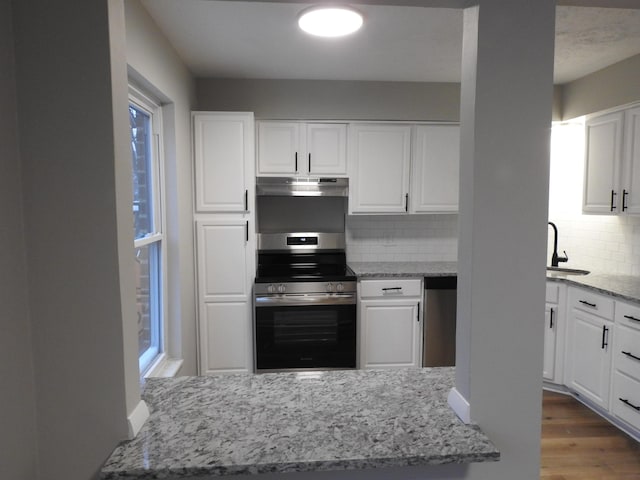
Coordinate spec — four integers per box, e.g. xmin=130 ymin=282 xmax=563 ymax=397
xmin=453 ymin=1 xmax=555 ymax=478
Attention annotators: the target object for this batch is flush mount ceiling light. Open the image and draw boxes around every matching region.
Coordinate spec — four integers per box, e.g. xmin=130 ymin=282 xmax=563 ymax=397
xmin=298 ymin=6 xmax=363 ymax=37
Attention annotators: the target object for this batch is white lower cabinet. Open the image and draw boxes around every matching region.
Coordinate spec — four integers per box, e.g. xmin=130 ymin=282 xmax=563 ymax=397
xmin=542 ymin=282 xmax=567 ymax=384
xmin=200 ymin=302 xmax=252 ymax=374
xmin=359 ymin=278 xmax=422 ymax=369
xmin=565 ymin=287 xmax=614 ymax=410
xmin=195 ymin=218 xmax=255 ymax=375
xmin=545 ymin=284 xmax=640 ymax=439
xmin=611 ymin=301 xmax=640 ymax=431
xmin=543 ymin=282 xmax=566 ymax=384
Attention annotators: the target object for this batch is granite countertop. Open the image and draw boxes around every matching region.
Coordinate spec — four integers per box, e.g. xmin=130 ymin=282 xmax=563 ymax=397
xmin=349 ymin=261 xmax=640 ymax=304
xmin=348 ymin=261 xmax=457 ymax=278
xmin=100 ymin=368 xmax=499 ymax=479
xmin=548 ymin=272 xmax=640 ymax=304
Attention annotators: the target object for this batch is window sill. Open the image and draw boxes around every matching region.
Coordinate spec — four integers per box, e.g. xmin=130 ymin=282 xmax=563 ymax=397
xmin=144 ymin=354 xmax=183 ymax=379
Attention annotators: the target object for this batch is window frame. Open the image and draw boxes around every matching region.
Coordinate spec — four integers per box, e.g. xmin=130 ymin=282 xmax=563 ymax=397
xmin=129 ymin=84 xmax=168 ymax=377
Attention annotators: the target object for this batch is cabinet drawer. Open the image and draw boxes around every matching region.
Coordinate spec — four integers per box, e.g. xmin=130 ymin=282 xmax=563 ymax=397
xmin=615 ymin=301 xmax=640 ymax=329
xmin=614 ymin=323 xmax=640 ymax=381
xmin=571 ymin=289 xmax=614 ymax=319
xmin=546 ymin=283 xmax=560 ymax=303
xmin=360 ymin=278 xmax=422 ymax=298
xmin=611 ymin=371 xmax=640 ymax=431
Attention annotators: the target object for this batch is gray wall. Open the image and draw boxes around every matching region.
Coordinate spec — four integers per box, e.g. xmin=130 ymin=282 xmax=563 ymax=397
xmin=197 ymin=78 xmax=564 ymax=122
xmin=0 ymin=2 xmax=38 ymax=479
xmin=197 ymin=78 xmax=461 ymax=121
xmin=12 ymin=1 xmax=130 ymax=478
xmin=125 ymin=0 xmax=198 ymax=376
xmin=561 ymin=53 xmax=640 ymax=119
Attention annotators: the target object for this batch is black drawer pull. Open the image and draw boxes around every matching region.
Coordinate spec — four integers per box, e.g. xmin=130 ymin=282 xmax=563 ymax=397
xmin=624 ymin=314 xmax=640 ymax=323
xmin=622 ymin=351 xmax=640 ymax=361
xmin=579 ymin=300 xmax=597 ymax=308
xmin=619 ymin=398 xmax=640 ymax=411
xmin=382 ymin=287 xmax=402 ymax=292
xmin=601 ymin=325 xmax=609 ymax=349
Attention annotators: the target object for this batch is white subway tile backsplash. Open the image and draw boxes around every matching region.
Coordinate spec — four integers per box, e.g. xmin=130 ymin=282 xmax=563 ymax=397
xmin=346 ymin=214 xmax=458 ymax=263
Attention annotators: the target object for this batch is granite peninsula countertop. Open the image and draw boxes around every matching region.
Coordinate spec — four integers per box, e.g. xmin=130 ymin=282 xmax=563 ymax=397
xmin=100 ymin=368 xmax=499 ymax=479
xmin=348 ymin=261 xmax=457 ymax=278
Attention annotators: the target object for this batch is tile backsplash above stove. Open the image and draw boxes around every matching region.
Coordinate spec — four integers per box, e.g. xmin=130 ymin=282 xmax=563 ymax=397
xmin=346 ymin=214 xmax=458 ymax=263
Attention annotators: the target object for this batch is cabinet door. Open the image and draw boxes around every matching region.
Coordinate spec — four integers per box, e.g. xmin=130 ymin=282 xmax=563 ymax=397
xmin=306 ymin=123 xmax=347 ymax=176
xmin=349 ymin=124 xmax=411 ymax=214
xmin=200 ymin=302 xmax=252 ymax=374
xmin=583 ymin=111 xmax=623 ymax=214
xmin=360 ymin=299 xmax=421 ymax=369
xmin=566 ymin=308 xmax=612 ymax=409
xmin=196 ymin=219 xmax=252 ymax=303
xmin=411 ymin=125 xmax=460 ymax=213
xmin=195 ymin=219 xmax=254 ymax=374
xmin=193 ymin=112 xmax=254 ymax=213
xmin=257 ymin=122 xmax=300 ymax=175
xmin=622 ymin=106 xmax=640 ymax=214
xmin=543 ymin=304 xmax=557 ymax=382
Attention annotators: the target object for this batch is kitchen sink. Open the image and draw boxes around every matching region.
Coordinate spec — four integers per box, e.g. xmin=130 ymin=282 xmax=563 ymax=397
xmin=546 ymin=266 xmax=590 ymax=276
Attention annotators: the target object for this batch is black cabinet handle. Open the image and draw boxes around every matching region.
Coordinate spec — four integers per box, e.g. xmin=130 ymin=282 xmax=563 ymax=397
xmin=295 ymin=152 xmax=298 ymax=172
xmin=549 ymin=307 xmax=554 ymax=329
xmin=308 ymin=153 xmax=311 ymax=173
xmin=245 ymin=220 xmax=249 ymax=242
xmin=382 ymin=287 xmax=402 ymax=292
xmin=619 ymin=398 xmax=640 ymax=411
xmin=244 ymin=189 xmax=248 ymax=211
xmin=405 ymin=193 xmax=409 ymax=212
xmin=611 ymin=189 xmax=617 ymax=211
xmin=623 ymin=189 xmax=629 ymax=211
xmin=624 ymin=314 xmax=640 ymax=323
xmin=622 ymin=351 xmax=640 ymax=362
xmin=601 ymin=325 xmax=609 ymax=349
xmin=579 ymin=300 xmax=597 ymax=308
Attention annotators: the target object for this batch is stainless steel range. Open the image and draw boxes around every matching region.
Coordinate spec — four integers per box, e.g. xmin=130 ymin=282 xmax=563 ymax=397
xmin=254 ymin=233 xmax=357 ymax=372
xmin=253 ymin=177 xmax=356 ymax=372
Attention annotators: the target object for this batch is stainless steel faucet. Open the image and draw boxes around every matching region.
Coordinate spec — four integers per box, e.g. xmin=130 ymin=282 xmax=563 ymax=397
xmin=548 ymin=222 xmax=568 ymax=267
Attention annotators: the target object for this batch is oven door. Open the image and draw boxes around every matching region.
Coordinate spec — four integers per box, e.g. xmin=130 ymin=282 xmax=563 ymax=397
xmin=254 ymin=294 xmax=356 ymax=371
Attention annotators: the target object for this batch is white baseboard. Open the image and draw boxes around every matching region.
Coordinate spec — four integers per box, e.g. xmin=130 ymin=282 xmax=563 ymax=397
xmin=127 ymin=400 xmax=150 ymax=439
xmin=448 ymin=387 xmax=471 ymax=424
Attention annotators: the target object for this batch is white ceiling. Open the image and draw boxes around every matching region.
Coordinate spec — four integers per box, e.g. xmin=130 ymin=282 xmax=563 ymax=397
xmin=140 ymin=1 xmax=640 ymax=85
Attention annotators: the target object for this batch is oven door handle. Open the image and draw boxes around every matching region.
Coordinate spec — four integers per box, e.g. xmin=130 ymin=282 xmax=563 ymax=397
xmin=255 ymin=294 xmax=356 ymax=307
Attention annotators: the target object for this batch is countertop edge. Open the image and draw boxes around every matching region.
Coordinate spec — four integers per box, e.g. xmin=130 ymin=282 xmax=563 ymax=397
xmin=101 ymin=451 xmax=500 ymax=480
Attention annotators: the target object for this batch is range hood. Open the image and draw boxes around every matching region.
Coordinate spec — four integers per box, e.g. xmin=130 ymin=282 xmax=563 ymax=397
xmin=256 ymin=177 xmax=349 ymax=197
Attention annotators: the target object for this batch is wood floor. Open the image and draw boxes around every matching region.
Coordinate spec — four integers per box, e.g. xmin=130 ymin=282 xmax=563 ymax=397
xmin=541 ymin=390 xmax=640 ymax=479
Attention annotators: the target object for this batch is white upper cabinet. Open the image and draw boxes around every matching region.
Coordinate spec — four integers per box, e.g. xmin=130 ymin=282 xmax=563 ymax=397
xmin=193 ymin=112 xmax=254 ymax=213
xmin=583 ymin=111 xmax=623 ymax=214
xmin=622 ymin=106 xmax=640 ymax=214
xmin=257 ymin=121 xmax=347 ymax=177
xmin=349 ymin=124 xmax=412 ymax=214
xmin=410 ymin=125 xmax=460 ymax=213
xmin=305 ymin=123 xmax=348 ymax=175
xmin=257 ymin=122 xmax=299 ymax=175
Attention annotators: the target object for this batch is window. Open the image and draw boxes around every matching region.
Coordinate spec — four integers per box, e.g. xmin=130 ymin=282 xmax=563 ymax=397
xmin=129 ymin=87 xmax=165 ymax=375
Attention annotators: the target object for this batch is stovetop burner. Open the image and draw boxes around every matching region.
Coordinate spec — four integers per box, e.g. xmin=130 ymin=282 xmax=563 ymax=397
xmin=255 ymin=251 xmax=356 ymax=284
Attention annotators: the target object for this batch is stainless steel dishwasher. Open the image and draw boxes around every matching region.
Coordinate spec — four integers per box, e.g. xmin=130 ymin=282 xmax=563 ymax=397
xmin=423 ymin=276 xmax=457 ymax=367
